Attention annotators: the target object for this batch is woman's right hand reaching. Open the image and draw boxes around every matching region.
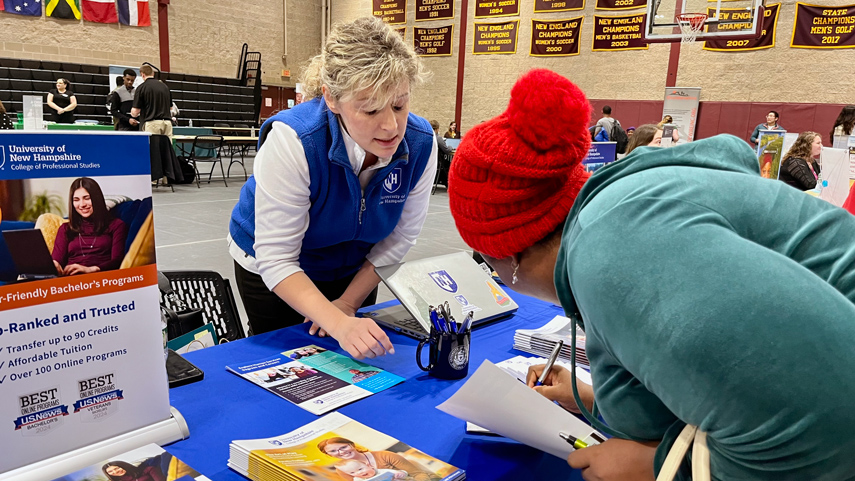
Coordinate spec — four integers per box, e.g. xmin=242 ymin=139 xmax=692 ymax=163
xmin=526 ymin=364 xmax=595 ymax=414
xmin=328 ymin=316 xmax=394 ymax=360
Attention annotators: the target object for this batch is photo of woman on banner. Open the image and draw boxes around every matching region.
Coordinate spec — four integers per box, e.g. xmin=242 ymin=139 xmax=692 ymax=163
xmin=102 ymin=459 xmax=165 ymax=481
xmin=52 ymin=177 xmax=128 ymax=276
xmin=318 ymin=437 xmax=434 ymax=481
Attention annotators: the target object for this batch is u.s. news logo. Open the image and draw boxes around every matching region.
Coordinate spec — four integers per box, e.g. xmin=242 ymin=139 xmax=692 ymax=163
xmin=383 ymin=168 xmax=402 ymax=193
xmin=429 ymin=270 xmax=458 ymax=293
xmin=0 ymin=145 xmax=5 ymax=170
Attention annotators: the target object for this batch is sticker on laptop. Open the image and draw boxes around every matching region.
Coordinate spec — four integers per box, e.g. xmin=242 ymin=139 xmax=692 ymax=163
xmin=486 ymin=280 xmax=512 ymax=307
xmin=454 ymin=294 xmax=482 ymax=314
xmin=429 ymin=270 xmax=458 ymax=293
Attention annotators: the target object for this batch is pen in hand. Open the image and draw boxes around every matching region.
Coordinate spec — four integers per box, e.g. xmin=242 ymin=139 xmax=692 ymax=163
xmin=535 ymin=339 xmax=565 ymax=387
xmin=559 ymin=432 xmax=588 ymax=450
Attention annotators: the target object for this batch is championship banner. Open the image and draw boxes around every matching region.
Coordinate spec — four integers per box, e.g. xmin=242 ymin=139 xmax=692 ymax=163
xmin=704 ymin=3 xmax=779 ymax=51
xmin=372 ymin=0 xmax=406 ymax=24
xmin=0 ymin=132 xmax=171 ymax=474
xmin=473 ymin=20 xmax=520 ymax=54
xmin=596 ymin=0 xmax=646 ymax=11
xmin=531 ymin=18 xmax=583 ymax=56
xmin=535 ymin=0 xmax=585 ymax=11
xmin=414 ymin=25 xmax=454 ymax=56
xmin=416 ymin=0 xmax=454 ymax=21
xmin=791 ymin=3 xmax=855 ymax=48
xmin=475 ymin=0 xmax=520 ymax=18
xmin=592 ymin=14 xmax=648 ymax=50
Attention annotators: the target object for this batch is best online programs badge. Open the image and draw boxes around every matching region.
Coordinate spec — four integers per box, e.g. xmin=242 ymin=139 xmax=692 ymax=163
xmin=14 ymin=387 xmax=69 ymax=435
xmin=73 ymin=373 xmax=124 ymax=422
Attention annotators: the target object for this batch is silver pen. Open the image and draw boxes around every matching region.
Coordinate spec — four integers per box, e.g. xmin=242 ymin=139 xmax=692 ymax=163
xmin=535 ymin=340 xmax=565 ymax=387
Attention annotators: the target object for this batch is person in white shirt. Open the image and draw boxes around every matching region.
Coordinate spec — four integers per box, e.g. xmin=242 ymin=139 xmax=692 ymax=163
xmin=228 ymin=17 xmax=437 ymax=360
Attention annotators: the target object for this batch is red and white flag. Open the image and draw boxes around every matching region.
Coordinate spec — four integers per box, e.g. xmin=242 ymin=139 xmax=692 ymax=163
xmin=83 ymin=0 xmax=117 ymax=23
xmin=117 ymin=0 xmax=150 ymax=27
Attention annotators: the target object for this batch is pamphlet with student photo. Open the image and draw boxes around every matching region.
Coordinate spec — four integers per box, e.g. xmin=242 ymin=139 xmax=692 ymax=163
xmin=50 ymin=443 xmax=210 ymax=481
xmin=227 ymin=345 xmax=405 ymax=415
xmin=230 ymin=412 xmax=464 ymax=481
xmin=0 ymin=132 xmax=170 ymax=474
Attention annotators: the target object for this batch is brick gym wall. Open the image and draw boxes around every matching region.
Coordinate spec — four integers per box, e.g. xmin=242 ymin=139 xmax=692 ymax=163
xmin=0 ymin=0 xmax=322 ymax=86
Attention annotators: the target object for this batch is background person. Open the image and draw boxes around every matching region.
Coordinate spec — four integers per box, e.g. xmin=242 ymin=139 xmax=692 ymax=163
xmin=108 ymin=68 xmax=139 ymax=131
xmin=779 ymin=131 xmax=822 ymax=190
xmin=448 ymin=69 xmax=855 ymax=481
xmin=443 ymin=121 xmax=459 ymax=139
xmin=624 ymin=124 xmax=662 ymax=154
xmin=750 ymin=110 xmax=784 ymax=145
xmin=228 ymin=17 xmax=437 ymax=360
xmin=830 ymin=104 xmax=855 ymax=141
xmin=46 ymin=78 xmax=77 ymax=124
xmin=430 ymin=120 xmax=452 ymax=186
xmin=52 ymin=177 xmax=128 ymax=276
xmin=318 ymin=437 xmax=433 ymax=481
xmin=131 ymin=65 xmax=173 ymax=139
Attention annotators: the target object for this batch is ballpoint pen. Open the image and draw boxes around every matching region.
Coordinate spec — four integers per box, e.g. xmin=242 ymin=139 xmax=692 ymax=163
xmin=535 ymin=339 xmax=565 ymax=387
xmin=460 ymin=311 xmax=475 ymax=332
xmin=559 ymin=432 xmax=588 ymax=450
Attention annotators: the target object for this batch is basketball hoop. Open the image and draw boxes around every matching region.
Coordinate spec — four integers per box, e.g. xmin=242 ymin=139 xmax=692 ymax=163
xmin=675 ymin=13 xmax=708 ymax=44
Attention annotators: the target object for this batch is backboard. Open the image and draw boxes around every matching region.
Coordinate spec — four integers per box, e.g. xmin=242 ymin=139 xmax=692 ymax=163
xmin=644 ymin=0 xmax=767 ymax=43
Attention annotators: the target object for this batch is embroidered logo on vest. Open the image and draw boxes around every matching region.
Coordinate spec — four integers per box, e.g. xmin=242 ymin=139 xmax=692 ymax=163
xmin=383 ymin=168 xmax=402 ymax=193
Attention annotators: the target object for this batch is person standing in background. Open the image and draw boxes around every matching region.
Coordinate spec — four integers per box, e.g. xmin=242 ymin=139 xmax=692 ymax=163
xmin=431 ymin=120 xmax=452 ymax=187
xmin=108 ymin=69 xmax=139 ymax=131
xmin=46 ymin=78 xmax=77 ymax=124
xmin=830 ymin=105 xmax=855 ymax=141
xmin=444 ymin=121 xmax=459 ymax=139
xmin=750 ymin=110 xmax=784 ymax=145
xmin=131 ymin=65 xmax=173 ymax=139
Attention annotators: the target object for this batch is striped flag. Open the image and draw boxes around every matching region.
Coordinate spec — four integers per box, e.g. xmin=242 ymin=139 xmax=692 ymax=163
xmin=46 ymin=0 xmax=80 ymax=19
xmin=83 ymin=0 xmax=116 ymax=23
xmin=3 ymin=0 xmax=42 ymax=16
xmin=117 ymin=0 xmax=150 ymax=26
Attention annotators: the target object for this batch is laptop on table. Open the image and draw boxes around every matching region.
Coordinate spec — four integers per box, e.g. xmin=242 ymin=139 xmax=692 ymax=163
xmin=1 ymin=229 xmax=58 ymax=282
xmin=366 ymin=252 xmax=518 ymax=340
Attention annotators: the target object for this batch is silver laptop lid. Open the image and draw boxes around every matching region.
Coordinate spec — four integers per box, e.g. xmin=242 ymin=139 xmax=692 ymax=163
xmin=375 ymin=252 xmax=518 ymax=331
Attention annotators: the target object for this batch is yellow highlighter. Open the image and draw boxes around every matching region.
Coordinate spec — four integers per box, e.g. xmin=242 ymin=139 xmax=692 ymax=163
xmin=559 ymin=432 xmax=588 ymax=450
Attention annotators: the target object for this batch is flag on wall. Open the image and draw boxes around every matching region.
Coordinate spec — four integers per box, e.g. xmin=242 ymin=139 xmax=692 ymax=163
xmin=117 ymin=0 xmax=150 ymax=26
xmin=46 ymin=0 xmax=80 ymax=19
xmin=83 ymin=0 xmax=116 ymax=23
xmin=3 ymin=0 xmax=42 ymax=16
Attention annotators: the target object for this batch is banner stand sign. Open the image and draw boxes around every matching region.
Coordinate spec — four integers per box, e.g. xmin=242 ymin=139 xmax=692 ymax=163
xmin=0 ymin=131 xmax=187 ymax=480
xmin=662 ymin=87 xmax=701 ymax=143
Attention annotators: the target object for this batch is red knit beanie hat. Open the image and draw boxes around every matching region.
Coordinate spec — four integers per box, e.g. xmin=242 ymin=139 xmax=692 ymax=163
xmin=448 ymin=69 xmax=591 ymax=259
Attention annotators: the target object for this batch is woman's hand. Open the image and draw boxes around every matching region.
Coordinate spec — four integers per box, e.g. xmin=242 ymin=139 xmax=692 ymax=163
xmin=567 ymin=438 xmax=658 ymax=481
xmin=304 ymin=298 xmax=359 ymax=337
xmin=526 ymin=364 xmax=594 ymax=413
xmin=62 ymin=264 xmax=99 ymax=276
xmin=327 ymin=316 xmax=394 ymax=360
xmin=53 ymin=260 xmax=64 ymax=276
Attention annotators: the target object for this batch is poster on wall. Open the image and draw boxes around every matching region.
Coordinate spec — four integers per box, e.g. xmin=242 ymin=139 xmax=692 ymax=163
xmin=756 ymin=129 xmax=786 ymax=180
xmin=416 ymin=0 xmax=454 ymax=21
xmin=414 ymin=25 xmax=454 ymax=56
xmin=535 ymin=0 xmax=585 ymax=12
xmin=372 ymin=0 xmax=406 ymax=24
xmin=662 ymin=87 xmax=700 ymax=143
xmin=473 ymin=21 xmax=520 ymax=54
xmin=531 ymin=18 xmax=583 ymax=56
xmin=592 ymin=14 xmax=648 ymax=51
xmin=0 ymin=132 xmax=171 ymax=474
xmin=475 ymin=0 xmax=520 ymax=18
xmin=596 ymin=0 xmax=647 ymax=10
xmin=703 ymin=3 xmax=780 ymax=51
xmin=791 ymin=3 xmax=855 ymax=49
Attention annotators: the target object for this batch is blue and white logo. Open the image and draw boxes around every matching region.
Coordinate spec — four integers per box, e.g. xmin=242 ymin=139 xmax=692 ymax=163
xmin=269 ymin=440 xmax=283 ymax=446
xmin=454 ymin=295 xmax=468 ymax=306
xmin=429 ymin=270 xmax=458 ymax=293
xmin=383 ymin=168 xmax=402 ymax=193
xmin=0 ymin=145 xmax=5 ymax=170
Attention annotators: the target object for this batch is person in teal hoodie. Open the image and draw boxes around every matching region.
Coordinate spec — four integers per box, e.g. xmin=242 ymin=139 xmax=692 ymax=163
xmin=448 ymin=69 xmax=855 ymax=480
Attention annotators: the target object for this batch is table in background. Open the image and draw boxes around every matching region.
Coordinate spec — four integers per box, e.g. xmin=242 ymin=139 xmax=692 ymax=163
xmin=168 ymin=291 xmax=584 ymax=481
xmin=172 ymin=135 xmax=258 ymax=167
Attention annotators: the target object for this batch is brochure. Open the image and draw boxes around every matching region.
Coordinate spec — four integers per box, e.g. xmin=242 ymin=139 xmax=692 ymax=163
xmin=226 ymin=345 xmax=405 ymax=415
xmin=51 ymin=443 xmax=210 ymax=481
xmin=228 ymin=412 xmax=465 ymax=481
xmin=513 ymin=316 xmax=589 ymax=368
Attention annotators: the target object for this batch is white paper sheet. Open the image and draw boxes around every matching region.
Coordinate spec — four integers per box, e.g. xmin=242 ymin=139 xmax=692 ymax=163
xmin=437 ymin=360 xmax=603 ymax=459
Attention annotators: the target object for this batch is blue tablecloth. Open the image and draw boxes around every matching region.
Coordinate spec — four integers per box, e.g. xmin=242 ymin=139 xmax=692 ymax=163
xmin=167 ymin=291 xmax=584 ymax=481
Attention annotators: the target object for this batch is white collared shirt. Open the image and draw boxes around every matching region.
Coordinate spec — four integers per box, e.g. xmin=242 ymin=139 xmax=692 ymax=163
xmin=229 ymin=120 xmax=438 ymax=290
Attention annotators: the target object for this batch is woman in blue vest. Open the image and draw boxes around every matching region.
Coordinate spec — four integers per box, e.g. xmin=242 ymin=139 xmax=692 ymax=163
xmin=229 ymin=17 xmax=437 ymax=360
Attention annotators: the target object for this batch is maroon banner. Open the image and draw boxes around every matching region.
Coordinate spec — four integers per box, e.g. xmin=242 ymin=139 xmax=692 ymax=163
xmin=416 ymin=0 xmax=454 ymax=21
xmin=592 ymin=14 xmax=648 ymax=50
xmin=396 ymin=27 xmax=407 ymax=40
xmin=414 ymin=25 xmax=454 ymax=56
xmin=531 ymin=18 xmax=583 ymax=56
xmin=373 ymin=0 xmax=406 ymax=24
xmin=473 ymin=21 xmax=520 ymax=54
xmin=475 ymin=0 xmax=520 ymax=18
xmin=534 ymin=0 xmax=585 ymax=11
xmin=704 ymin=3 xmax=780 ymax=51
xmin=595 ymin=0 xmax=646 ymax=10
xmin=791 ymin=3 xmax=855 ymax=48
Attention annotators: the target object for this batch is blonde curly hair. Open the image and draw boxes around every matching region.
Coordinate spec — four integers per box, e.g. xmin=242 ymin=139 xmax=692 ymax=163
xmin=302 ymin=16 xmax=428 ymax=109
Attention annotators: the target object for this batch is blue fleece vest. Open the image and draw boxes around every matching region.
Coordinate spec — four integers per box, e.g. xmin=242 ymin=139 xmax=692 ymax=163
xmin=229 ymin=98 xmax=434 ymax=282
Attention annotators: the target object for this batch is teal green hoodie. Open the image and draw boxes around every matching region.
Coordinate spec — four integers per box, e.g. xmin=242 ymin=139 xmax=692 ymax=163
xmin=555 ymin=135 xmax=855 ymax=480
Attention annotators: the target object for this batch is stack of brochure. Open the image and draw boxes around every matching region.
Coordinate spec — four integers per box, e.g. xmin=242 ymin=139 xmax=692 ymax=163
xmin=513 ymin=316 xmax=589 ymax=368
xmin=229 ymin=412 xmax=466 ymax=481
xmin=52 ymin=444 xmax=210 ymax=481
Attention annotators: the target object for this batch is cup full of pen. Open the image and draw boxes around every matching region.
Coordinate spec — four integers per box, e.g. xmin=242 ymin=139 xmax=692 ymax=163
xmin=416 ymin=301 xmax=473 ymax=380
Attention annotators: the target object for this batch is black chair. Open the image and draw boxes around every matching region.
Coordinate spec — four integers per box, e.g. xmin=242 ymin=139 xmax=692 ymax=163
xmin=158 ymin=270 xmax=246 ymax=342
xmin=76 ymin=73 xmax=93 ymax=84
xmin=9 ymin=69 xmax=31 ymax=80
xmin=20 ymin=59 xmax=40 ymax=69
xmin=10 ymin=79 xmax=32 ymax=91
xmin=75 ymin=84 xmax=94 ymax=94
xmin=76 ymin=105 xmax=95 ymax=115
xmin=0 ymin=79 xmax=10 ymax=91
xmin=0 ymin=91 xmax=11 ymax=102
xmin=41 ymin=61 xmax=60 ymax=70
xmin=0 ymin=58 xmax=20 ymax=68
xmin=32 ymin=70 xmax=53 ymax=81
xmin=81 ymin=64 xmax=100 ymax=74
xmin=432 ymin=151 xmax=452 ymax=195
xmin=60 ymin=62 xmax=82 ymax=72
xmin=188 ymin=135 xmax=227 ymax=188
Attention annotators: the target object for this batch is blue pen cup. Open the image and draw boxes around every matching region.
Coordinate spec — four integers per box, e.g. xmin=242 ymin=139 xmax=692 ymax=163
xmin=416 ymin=329 xmax=470 ymax=380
